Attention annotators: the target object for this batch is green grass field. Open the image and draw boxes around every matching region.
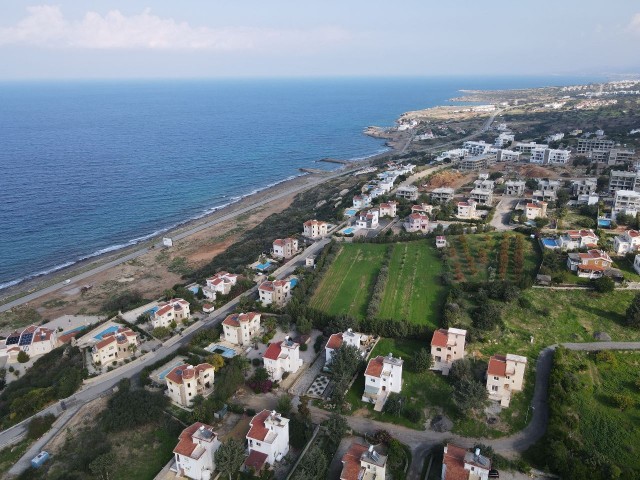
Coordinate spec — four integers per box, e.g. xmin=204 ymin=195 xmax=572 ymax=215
xmin=309 ymin=243 xmax=388 ymax=319
xmin=377 ymin=242 xmax=444 ymax=328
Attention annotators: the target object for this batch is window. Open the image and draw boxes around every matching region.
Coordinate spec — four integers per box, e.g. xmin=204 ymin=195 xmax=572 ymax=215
xmin=494 ymin=376 xmax=499 ymax=380
xmin=492 ymin=386 xmax=498 ymax=392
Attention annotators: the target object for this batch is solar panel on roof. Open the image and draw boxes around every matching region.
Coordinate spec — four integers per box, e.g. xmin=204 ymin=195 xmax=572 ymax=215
xmin=6 ymin=337 xmax=19 ymax=345
xmin=19 ymin=333 xmax=33 ymax=346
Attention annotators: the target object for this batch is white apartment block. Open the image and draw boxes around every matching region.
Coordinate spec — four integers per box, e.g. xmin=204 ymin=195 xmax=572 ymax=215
xmin=607 ymin=148 xmax=636 ymax=166
xmin=545 ymin=133 xmax=565 ymax=142
xmin=245 ymin=410 xmax=290 ymax=471
xmin=173 ymin=423 xmax=221 ymax=480
xmin=430 ymin=187 xmax=455 ymax=202
xmin=494 ymin=133 xmax=515 ymax=147
xmin=514 ymin=141 xmax=548 ymax=153
xmin=203 ymin=272 xmax=239 ymax=300
xmin=325 ymin=328 xmax=369 ymax=364
xmin=222 ymin=312 xmax=261 ymax=346
xmin=430 ymin=328 xmax=467 ymax=375
xmin=91 ymin=326 xmax=139 ymax=365
xmin=577 ymin=138 xmax=615 ymax=154
xmin=613 ymin=190 xmax=640 ymax=218
xmin=497 ymin=150 xmax=522 ymax=162
xmin=152 ymin=298 xmax=191 ymax=328
xmin=469 ymin=189 xmax=493 ymax=205
xmin=362 ymin=353 xmax=403 ymax=410
xmin=530 ymin=147 xmax=547 ymax=164
xmin=613 ymin=230 xmax=640 ymax=255
xmin=486 ymin=354 xmax=527 ymax=407
xmin=609 ymin=170 xmax=640 ymax=194
xmin=463 ymin=140 xmax=492 ymax=156
xmin=457 ymin=201 xmax=477 ymax=219
xmin=547 ymin=149 xmax=571 ymax=164
xmin=504 ymin=180 xmax=526 ymax=196
xmin=166 ymin=363 xmax=215 ymax=408
xmin=404 ymin=212 xmax=429 ymax=232
xmin=340 ymin=443 xmax=387 ymax=480
xmin=258 ymin=279 xmax=292 ymax=307
xmin=525 ymin=201 xmax=547 ymax=220
xmin=395 ymin=185 xmax=419 ymax=201
xmin=272 ymin=238 xmax=298 ymax=259
xmin=459 ymin=153 xmax=497 ymax=171
xmin=303 ymin=220 xmax=328 ymax=239
xmin=263 ymin=338 xmax=303 ymax=381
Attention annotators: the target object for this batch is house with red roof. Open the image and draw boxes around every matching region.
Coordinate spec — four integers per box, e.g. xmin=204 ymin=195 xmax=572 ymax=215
xmin=566 ymin=249 xmax=612 ymax=279
xmin=325 ymin=328 xmax=370 ymax=364
xmin=151 ymin=298 xmax=191 ymax=329
xmin=558 ymin=229 xmax=598 ymax=250
xmin=91 ymin=326 xmax=139 ymax=365
xmin=457 ymin=200 xmax=477 ymax=219
xmin=203 ymin=272 xmax=239 ymax=300
xmin=442 ymin=443 xmax=492 ymax=480
xmin=431 ymin=328 xmax=467 ymax=375
xmin=436 ymin=236 xmax=447 ymax=248
xmin=263 ymin=338 xmax=303 ymax=381
xmin=355 ymin=209 xmax=379 ymax=230
xmin=353 ymin=194 xmax=372 ymax=209
xmin=362 ymin=353 xmax=403 ymax=411
xmin=486 ymin=354 xmax=527 ymax=407
xmin=403 ymin=212 xmax=429 ymax=233
xmin=303 ymin=220 xmax=328 ymax=239
xmin=244 ymin=410 xmax=290 ymax=472
xmin=173 ymin=423 xmax=220 ymax=480
xmin=271 ymin=238 xmax=299 ymax=259
xmin=222 ymin=312 xmax=261 ymax=346
xmin=613 ymin=229 xmax=640 ymax=255
xmin=166 ymin=363 xmax=215 ymax=408
xmin=525 ymin=201 xmax=547 ymax=220
xmin=411 ymin=203 xmax=433 ymax=215
xmin=2 ymin=325 xmax=58 ymax=359
xmin=340 ymin=442 xmax=387 ymax=480
xmin=258 ymin=279 xmax=292 ymax=307
xmin=378 ymin=201 xmax=399 ymax=218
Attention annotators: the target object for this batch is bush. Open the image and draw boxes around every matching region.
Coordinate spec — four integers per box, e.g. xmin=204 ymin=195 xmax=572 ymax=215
xmin=402 ymin=404 xmax=423 ymax=423
xmin=17 ymin=351 xmax=30 ymax=363
xmin=27 ymin=413 xmax=56 ymax=439
xmin=252 ymin=358 xmax=262 ymax=366
xmin=300 ymin=343 xmax=308 ymax=351
xmin=246 ymin=408 xmax=256 ymax=417
xmin=593 ymin=276 xmax=615 ymax=293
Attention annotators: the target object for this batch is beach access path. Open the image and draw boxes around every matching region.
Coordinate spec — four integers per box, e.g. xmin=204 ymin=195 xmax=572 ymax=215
xmin=3 ymin=237 xmax=331 ymax=476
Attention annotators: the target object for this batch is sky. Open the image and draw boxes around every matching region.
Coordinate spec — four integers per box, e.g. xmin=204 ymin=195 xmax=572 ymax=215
xmin=0 ymin=1 xmax=639 ymax=79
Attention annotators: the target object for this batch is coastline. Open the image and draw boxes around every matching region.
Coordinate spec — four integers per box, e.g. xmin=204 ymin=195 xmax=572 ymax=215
xmin=0 ymin=146 xmax=395 ymax=311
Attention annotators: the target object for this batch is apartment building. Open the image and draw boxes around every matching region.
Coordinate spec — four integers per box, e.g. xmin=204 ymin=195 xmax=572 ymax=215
xmin=572 ymin=178 xmax=597 ymax=196
xmin=607 ymin=148 xmax=636 ymax=166
xmin=395 ymin=186 xmax=419 ymax=201
xmin=469 ymin=189 xmax=493 ymax=205
xmin=486 ymin=354 xmax=527 ymax=407
xmin=609 ymin=170 xmax=640 ymax=193
xmin=459 ymin=153 xmax=497 ymax=171
xmin=430 ymin=328 xmax=467 ymax=375
xmin=514 ymin=141 xmax=548 ymax=153
xmin=497 ymin=149 xmax=522 ymax=162
xmin=504 ymin=180 xmax=525 ymax=196
xmin=463 ymin=140 xmax=492 ymax=156
xmin=303 ymin=220 xmax=328 ymax=239
xmin=577 ymin=138 xmax=615 ymax=154
xmin=430 ymin=187 xmax=455 ymax=202
xmin=613 ymin=190 xmax=640 ymax=218
xmin=222 ymin=312 xmax=261 ymax=346
xmin=166 ymin=363 xmax=215 ymax=407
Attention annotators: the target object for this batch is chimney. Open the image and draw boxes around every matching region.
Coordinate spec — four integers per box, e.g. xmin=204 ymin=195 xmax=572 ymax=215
xmin=475 ymin=448 xmax=480 ymax=458
xmin=368 ymin=445 xmax=374 ymax=453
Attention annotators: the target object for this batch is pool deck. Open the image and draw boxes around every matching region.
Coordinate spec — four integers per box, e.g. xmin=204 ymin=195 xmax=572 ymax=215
xmin=149 ymin=356 xmax=188 ymax=384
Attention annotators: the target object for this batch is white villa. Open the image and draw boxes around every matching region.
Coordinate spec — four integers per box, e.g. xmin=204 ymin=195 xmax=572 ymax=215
xmin=173 ymin=423 xmax=221 ymax=480
xmin=457 ymin=201 xmax=477 ymax=219
xmin=272 ymin=238 xmax=299 ymax=259
xmin=353 ymin=194 xmax=372 ymax=209
xmin=362 ymin=353 xmax=403 ymax=411
xmin=166 ymin=363 xmax=215 ymax=408
xmin=203 ymin=272 xmax=239 ymax=300
xmin=244 ymin=410 xmax=290 ymax=472
xmin=486 ymin=354 xmax=527 ymax=407
xmin=263 ymin=338 xmax=303 ymax=381
xmin=303 ymin=220 xmax=328 ymax=239
xmin=325 ymin=328 xmax=369 ymax=364
xmin=258 ymin=279 xmax=292 ymax=307
xmin=558 ymin=229 xmax=599 ymax=250
xmin=404 ymin=212 xmax=429 ymax=233
xmin=430 ymin=328 xmax=467 ymax=375
xmin=91 ymin=326 xmax=139 ymax=365
xmin=436 ymin=236 xmax=447 ymax=248
xmin=152 ymin=298 xmax=191 ymax=328
xmin=340 ymin=443 xmax=387 ymax=480
xmin=613 ymin=230 xmax=640 ymax=255
xmin=355 ymin=209 xmax=379 ymax=230
xmin=2 ymin=325 xmax=58 ymax=358
xmin=525 ymin=201 xmax=547 ymax=220
xmin=442 ymin=444 xmax=492 ymax=480
xmin=378 ymin=201 xmax=398 ymax=218
xmin=222 ymin=312 xmax=261 ymax=346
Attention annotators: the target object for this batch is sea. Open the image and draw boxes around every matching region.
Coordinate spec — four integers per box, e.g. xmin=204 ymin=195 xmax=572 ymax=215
xmin=0 ymin=76 xmax=604 ymax=290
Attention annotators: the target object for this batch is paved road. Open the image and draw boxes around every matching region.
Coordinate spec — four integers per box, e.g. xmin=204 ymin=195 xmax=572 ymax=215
xmin=490 ymin=196 xmax=519 ymax=232
xmin=3 ymin=239 xmax=331 ymax=476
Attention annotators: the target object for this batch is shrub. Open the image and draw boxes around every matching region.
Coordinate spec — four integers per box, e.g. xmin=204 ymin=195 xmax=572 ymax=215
xmin=402 ymin=404 xmax=423 ymax=423
xmin=17 ymin=351 xmax=30 ymax=363
xmin=611 ymin=394 xmax=634 ymax=411
xmin=27 ymin=413 xmax=56 ymax=439
xmin=300 ymin=343 xmax=308 ymax=351
xmin=246 ymin=408 xmax=256 ymax=417
xmin=252 ymin=358 xmax=262 ymax=366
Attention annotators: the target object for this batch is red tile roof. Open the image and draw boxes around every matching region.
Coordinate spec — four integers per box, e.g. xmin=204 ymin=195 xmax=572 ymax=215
xmin=443 ymin=443 xmax=470 ymax=480
xmin=244 ymin=450 xmax=269 ymax=471
xmin=487 ymin=355 xmax=507 ymax=377
xmin=340 ymin=443 xmax=368 ymax=480
xmin=365 ymin=356 xmax=384 ymax=378
xmin=259 ymin=282 xmax=274 ymax=292
xmin=326 ymin=333 xmax=343 ymax=350
xmin=155 ymin=305 xmax=173 ymax=317
xmin=165 ymin=363 xmax=213 ymax=385
xmin=173 ymin=422 xmax=216 ymax=458
xmin=263 ymin=342 xmax=282 ymax=361
xmin=246 ymin=410 xmax=271 ymax=441
xmin=431 ymin=329 xmax=449 ymax=347
xmin=223 ymin=312 xmax=258 ymax=327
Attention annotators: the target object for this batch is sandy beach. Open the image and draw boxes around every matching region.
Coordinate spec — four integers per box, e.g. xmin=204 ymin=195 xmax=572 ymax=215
xmin=0 ymin=146 xmax=400 ymax=329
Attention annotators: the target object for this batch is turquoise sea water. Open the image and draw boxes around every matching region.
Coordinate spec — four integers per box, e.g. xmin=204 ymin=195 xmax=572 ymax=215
xmin=0 ymin=76 xmax=602 ymax=289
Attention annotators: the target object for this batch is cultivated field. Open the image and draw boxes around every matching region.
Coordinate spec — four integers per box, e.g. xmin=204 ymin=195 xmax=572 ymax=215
xmin=444 ymin=232 xmax=539 ymax=283
xmin=309 ymin=243 xmax=387 ymax=319
xmin=377 ymin=242 xmax=444 ymax=328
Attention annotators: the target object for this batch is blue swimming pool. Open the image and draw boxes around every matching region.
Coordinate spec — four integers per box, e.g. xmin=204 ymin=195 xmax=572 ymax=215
xmin=541 ymin=238 xmax=559 ymax=248
xmin=344 ymin=208 xmax=358 ymax=216
xmin=290 ymin=278 xmax=298 ymax=288
xmin=204 ymin=343 xmax=237 ymax=358
xmin=256 ymin=261 xmax=272 ymax=271
xmin=342 ymin=227 xmax=355 ymax=235
xmin=598 ymin=219 xmax=611 ymax=228
xmin=157 ymin=361 xmax=184 ymax=380
xmin=144 ymin=306 xmax=159 ymax=316
xmin=188 ymin=286 xmax=199 ymax=294
xmin=93 ymin=325 xmax=119 ymax=340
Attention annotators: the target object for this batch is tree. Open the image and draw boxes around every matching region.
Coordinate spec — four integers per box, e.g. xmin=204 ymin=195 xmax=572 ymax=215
xmin=593 ymin=276 xmax=615 ymax=293
xmin=215 ymin=439 xmax=246 ymax=480
xmin=169 ymin=320 xmax=178 ymax=330
xmin=207 ymin=353 xmax=225 ymax=371
xmin=151 ymin=327 xmax=171 ymax=339
xmin=453 ymin=378 xmax=487 ymax=412
xmin=612 ymin=393 xmax=634 ymax=411
xmin=89 ymin=452 xmax=117 ymax=480
xmin=383 ymin=393 xmax=404 ymax=416
xmin=276 ymin=394 xmax=293 ymax=417
xmin=297 ymin=396 xmax=311 ymax=421
xmin=625 ymin=292 xmax=640 ymax=328
xmin=449 ymin=358 xmax=474 ymax=385
xmin=296 ymin=316 xmax=312 ymax=335
xmin=291 ymin=446 xmax=328 ymax=480
xmin=323 ymin=412 xmax=349 ymax=440
xmin=412 ymin=348 xmax=432 ymax=373
xmin=17 ymin=350 xmax=30 ymax=363
xmin=472 ymin=302 xmax=503 ymax=330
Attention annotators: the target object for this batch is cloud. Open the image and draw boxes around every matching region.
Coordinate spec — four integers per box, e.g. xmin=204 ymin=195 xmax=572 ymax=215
xmin=628 ymin=13 xmax=640 ymax=35
xmin=0 ymin=5 xmax=351 ymax=51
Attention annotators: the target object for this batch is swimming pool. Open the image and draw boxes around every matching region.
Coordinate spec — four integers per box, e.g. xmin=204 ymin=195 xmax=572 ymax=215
xmin=342 ymin=227 xmax=355 ymax=235
xmin=157 ymin=361 xmax=184 ymax=380
xmin=290 ymin=278 xmax=298 ymax=288
xmin=144 ymin=306 xmax=159 ymax=316
xmin=344 ymin=208 xmax=358 ymax=216
xmin=204 ymin=343 xmax=237 ymax=358
xmin=598 ymin=219 xmax=611 ymax=228
xmin=61 ymin=326 xmax=85 ymax=336
xmin=541 ymin=238 xmax=559 ymax=248
xmin=188 ymin=286 xmax=199 ymax=294
xmin=256 ymin=261 xmax=272 ymax=271
xmin=94 ymin=325 xmax=119 ymax=340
